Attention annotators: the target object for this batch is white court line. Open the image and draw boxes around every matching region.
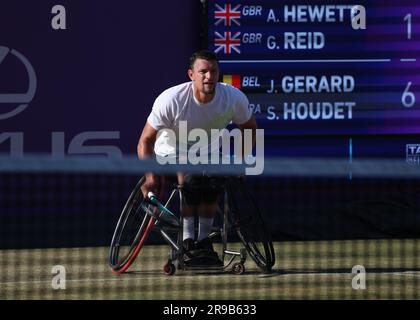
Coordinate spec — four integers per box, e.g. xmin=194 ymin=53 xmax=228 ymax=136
xmin=281 ymin=271 xmax=420 ymax=277
xmin=400 ymin=58 xmax=417 ymax=62
xmin=0 ymin=272 xmax=233 ymax=286
xmin=2 ymin=271 xmax=420 ymax=286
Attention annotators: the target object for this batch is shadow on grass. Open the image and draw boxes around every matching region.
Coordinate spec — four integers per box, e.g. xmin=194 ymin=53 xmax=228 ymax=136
xmin=260 ymin=267 xmax=420 ymax=278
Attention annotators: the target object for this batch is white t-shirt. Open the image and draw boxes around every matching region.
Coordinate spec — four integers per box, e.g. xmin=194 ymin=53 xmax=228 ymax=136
xmin=147 ymin=81 xmax=252 ymax=157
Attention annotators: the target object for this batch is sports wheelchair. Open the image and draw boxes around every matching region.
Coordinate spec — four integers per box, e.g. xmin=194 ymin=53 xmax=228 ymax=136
xmin=108 ymin=175 xmax=275 ymax=275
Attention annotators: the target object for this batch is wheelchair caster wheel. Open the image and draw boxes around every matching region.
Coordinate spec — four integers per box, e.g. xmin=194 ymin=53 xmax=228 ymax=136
xmin=232 ymin=262 xmax=245 ymax=275
xmin=164 ymin=263 xmax=176 ymax=276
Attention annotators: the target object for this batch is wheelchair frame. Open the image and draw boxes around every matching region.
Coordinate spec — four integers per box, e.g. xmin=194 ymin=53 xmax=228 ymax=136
xmin=109 ymin=176 xmax=274 ymax=276
xmin=150 ymin=182 xmax=248 ymax=275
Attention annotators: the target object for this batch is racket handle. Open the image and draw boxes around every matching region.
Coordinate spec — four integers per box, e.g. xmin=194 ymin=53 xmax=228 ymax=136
xmin=147 ymin=191 xmax=156 ymax=200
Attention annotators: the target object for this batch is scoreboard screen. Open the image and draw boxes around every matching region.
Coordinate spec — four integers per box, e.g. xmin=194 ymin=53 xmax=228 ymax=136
xmin=206 ymin=1 xmax=420 ymax=140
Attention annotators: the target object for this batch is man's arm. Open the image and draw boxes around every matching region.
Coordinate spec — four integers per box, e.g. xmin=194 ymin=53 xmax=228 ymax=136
xmin=137 ymin=122 xmax=160 ymax=197
xmin=137 ymin=122 xmax=158 ymax=159
xmin=237 ymin=115 xmax=257 ymax=155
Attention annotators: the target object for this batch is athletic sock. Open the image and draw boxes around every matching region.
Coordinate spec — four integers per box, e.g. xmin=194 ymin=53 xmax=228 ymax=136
xmin=197 ymin=217 xmax=214 ymax=242
xmin=182 ymin=216 xmax=195 ymax=241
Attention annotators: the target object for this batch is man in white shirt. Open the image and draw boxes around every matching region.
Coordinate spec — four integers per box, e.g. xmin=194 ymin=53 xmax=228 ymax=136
xmin=137 ymin=50 xmax=257 ymax=265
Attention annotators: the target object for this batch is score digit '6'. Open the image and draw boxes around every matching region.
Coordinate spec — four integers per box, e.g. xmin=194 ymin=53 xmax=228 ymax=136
xmin=402 ymin=82 xmax=415 ymax=108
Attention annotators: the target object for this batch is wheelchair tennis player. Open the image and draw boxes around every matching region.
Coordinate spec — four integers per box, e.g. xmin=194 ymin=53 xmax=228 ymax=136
xmin=137 ymin=50 xmax=257 ymax=266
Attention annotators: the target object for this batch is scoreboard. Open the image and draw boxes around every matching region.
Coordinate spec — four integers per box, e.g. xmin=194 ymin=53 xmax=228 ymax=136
xmin=207 ymin=1 xmax=420 ymax=143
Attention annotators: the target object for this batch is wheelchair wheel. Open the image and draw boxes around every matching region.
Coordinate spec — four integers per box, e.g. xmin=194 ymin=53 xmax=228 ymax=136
xmin=163 ymin=262 xmax=176 ymax=276
xmin=226 ymin=177 xmax=275 ymax=273
xmin=232 ymin=262 xmax=246 ymax=275
xmin=109 ymin=176 xmax=156 ymax=273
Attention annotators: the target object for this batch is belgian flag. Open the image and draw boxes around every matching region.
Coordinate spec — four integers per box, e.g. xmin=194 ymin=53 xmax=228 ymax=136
xmin=222 ymin=75 xmax=241 ymax=89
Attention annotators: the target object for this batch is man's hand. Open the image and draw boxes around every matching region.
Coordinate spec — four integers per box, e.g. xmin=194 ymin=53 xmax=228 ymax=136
xmin=141 ymin=173 xmax=160 ymax=199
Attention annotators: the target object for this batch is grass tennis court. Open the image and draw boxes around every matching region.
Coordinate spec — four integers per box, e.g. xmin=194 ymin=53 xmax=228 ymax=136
xmin=1 ymin=239 xmax=419 ymax=300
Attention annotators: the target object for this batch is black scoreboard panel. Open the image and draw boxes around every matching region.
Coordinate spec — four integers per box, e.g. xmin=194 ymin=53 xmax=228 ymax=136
xmin=206 ymin=1 xmax=420 ymax=159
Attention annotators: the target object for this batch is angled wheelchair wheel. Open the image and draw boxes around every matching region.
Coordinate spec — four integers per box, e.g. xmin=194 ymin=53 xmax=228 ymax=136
xmin=109 ymin=176 xmax=156 ymax=274
xmin=226 ymin=177 xmax=275 ymax=273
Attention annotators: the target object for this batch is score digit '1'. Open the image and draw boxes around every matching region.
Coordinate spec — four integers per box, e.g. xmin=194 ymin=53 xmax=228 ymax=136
xmin=404 ymin=14 xmax=411 ymax=40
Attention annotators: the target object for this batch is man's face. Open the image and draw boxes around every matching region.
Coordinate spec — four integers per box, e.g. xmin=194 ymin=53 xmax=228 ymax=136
xmin=188 ymin=58 xmax=220 ymax=95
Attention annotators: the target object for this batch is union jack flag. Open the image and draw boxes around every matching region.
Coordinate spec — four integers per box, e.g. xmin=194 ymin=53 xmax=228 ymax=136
xmin=214 ymin=31 xmax=241 ymax=54
xmin=214 ymin=4 xmax=241 ymax=26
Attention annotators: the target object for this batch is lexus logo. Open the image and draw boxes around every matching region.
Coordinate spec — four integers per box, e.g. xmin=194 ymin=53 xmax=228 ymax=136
xmin=0 ymin=46 xmax=37 ymax=120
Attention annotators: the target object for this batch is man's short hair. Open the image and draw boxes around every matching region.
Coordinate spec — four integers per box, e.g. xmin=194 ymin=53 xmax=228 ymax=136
xmin=189 ymin=50 xmax=219 ymax=70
